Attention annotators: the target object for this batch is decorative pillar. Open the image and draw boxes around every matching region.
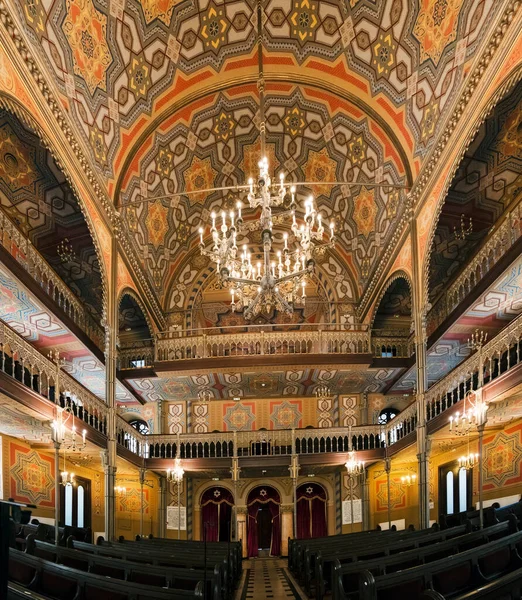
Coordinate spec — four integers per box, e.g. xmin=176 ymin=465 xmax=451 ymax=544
xmin=281 ymin=504 xmax=294 ymax=556
xmin=230 ymin=456 xmax=241 ymax=541
xmin=187 ymin=400 xmax=192 ymax=434
xmin=385 ymin=457 xmax=392 ymax=529
xmin=156 ymin=399 xmax=163 ymax=435
xmin=236 ymin=507 xmax=247 ymax=557
xmin=54 ymin=441 xmax=61 ymax=544
xmin=158 ymin=475 xmax=167 ymax=538
xmin=362 ymin=467 xmax=370 ymax=531
xmin=411 ymin=219 xmax=431 ymax=530
xmin=361 ymin=393 xmax=369 ymax=425
xmin=104 ymin=234 xmax=118 ymax=541
xmin=139 ymin=468 xmax=146 ymax=537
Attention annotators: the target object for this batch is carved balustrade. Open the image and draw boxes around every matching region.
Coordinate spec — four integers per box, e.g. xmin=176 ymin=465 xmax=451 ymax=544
xmin=118 ymin=344 xmax=154 ymax=370
xmin=371 ymin=329 xmax=413 ymax=358
xmin=425 ymin=311 xmax=522 ymax=422
xmin=155 ymin=327 xmax=371 ymax=361
xmin=0 ymin=320 xmax=108 ymax=435
xmin=0 ymin=212 xmax=104 ymax=350
xmin=427 ymin=204 xmax=522 ymax=336
xmin=116 ymin=417 xmax=149 ymax=458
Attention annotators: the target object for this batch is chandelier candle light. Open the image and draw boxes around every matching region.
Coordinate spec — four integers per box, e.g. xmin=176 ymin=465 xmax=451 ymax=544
xmin=199 ymin=159 xmax=334 ymax=320
xmin=401 ymin=474 xmax=417 ymax=487
xmin=345 ymin=450 xmax=364 ymax=532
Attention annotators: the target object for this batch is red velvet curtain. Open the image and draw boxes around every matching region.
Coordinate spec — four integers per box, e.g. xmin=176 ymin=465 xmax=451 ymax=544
xmin=296 ymin=483 xmax=327 ymax=539
xmin=201 ymin=487 xmax=234 ymax=542
xmin=246 ymin=486 xmax=281 ymax=557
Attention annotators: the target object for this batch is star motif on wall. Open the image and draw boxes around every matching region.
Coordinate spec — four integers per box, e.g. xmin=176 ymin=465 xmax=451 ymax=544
xmin=306 ymin=486 xmax=313 ymax=494
xmin=214 ymin=489 xmax=221 ymax=497
xmin=260 ymin=488 xmax=267 ymax=497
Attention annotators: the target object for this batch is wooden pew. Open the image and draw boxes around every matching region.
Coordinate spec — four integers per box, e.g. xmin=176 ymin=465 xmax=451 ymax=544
xmin=127 ymin=536 xmax=242 ymax=581
xmin=485 ymin=501 xmax=522 ymax=527
xmin=420 ymin=566 xmax=522 ymax=599
xmin=9 ymin=548 xmax=204 ymax=599
xmin=25 ymin=536 xmax=222 ymax=600
xmin=356 ymin=529 xmax=522 ymax=600
xmin=331 ymin=517 xmax=518 ymax=600
xmin=69 ymin=538 xmax=235 ymax=599
xmin=302 ymin=524 xmax=470 ymax=597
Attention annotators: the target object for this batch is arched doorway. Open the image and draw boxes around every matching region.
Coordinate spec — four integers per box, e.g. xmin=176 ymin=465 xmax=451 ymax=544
xmin=296 ymin=483 xmax=327 ymax=539
xmin=200 ymin=487 xmax=234 ymax=542
xmin=247 ymin=486 xmax=281 ymax=557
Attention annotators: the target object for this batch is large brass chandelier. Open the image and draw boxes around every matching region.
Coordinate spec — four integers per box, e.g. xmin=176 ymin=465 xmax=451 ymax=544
xmin=199 ymin=160 xmax=334 ymax=319
xmin=198 ymin=2 xmax=334 ymax=320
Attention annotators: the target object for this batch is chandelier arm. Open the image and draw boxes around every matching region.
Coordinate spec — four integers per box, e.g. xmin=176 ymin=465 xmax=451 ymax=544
xmin=274 ymin=268 xmax=310 ymax=284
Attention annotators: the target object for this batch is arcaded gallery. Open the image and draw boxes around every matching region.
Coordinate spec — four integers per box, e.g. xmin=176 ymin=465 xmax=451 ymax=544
xmin=0 ymin=0 xmax=521 ymax=598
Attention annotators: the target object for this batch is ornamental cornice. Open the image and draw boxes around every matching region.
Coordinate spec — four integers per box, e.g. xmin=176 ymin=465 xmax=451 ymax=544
xmin=0 ymin=0 xmax=114 ymax=223
xmin=411 ymin=0 xmax=522 ymax=212
xmin=362 ymin=0 xmax=521 ymax=315
xmin=0 ymin=4 xmax=166 ymax=327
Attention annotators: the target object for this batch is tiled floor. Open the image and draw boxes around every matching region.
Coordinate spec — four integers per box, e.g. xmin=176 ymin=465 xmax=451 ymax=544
xmin=236 ymin=558 xmax=307 ymax=600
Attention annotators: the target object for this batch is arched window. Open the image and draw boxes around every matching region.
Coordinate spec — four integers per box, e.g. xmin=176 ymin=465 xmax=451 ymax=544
xmin=129 ymin=418 xmax=149 ymax=435
xmin=378 ymin=408 xmax=398 ymax=425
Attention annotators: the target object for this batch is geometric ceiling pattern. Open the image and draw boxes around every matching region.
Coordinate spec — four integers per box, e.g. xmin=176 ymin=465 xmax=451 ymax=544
xmin=0 ymin=110 xmax=103 ymax=321
xmin=429 ymin=80 xmax=522 ymax=301
xmin=126 ymin=365 xmax=405 ymax=401
xmin=0 ymin=262 xmax=137 ymax=404
xmin=392 ymin=251 xmax=522 ymax=392
xmin=13 ymin=0 xmax=502 ymax=308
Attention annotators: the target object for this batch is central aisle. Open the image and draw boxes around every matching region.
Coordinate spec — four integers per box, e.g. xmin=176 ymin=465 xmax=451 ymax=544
xmin=236 ymin=558 xmax=307 ymax=600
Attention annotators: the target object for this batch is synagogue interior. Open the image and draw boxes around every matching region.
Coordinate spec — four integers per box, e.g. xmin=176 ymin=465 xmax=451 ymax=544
xmin=0 ymin=0 xmax=522 ymax=598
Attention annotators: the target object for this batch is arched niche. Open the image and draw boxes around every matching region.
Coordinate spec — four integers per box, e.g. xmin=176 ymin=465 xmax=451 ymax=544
xmin=200 ymin=486 xmax=234 ymax=542
xmin=246 ymin=485 xmax=281 ymax=557
xmin=296 ymin=482 xmax=327 ymax=539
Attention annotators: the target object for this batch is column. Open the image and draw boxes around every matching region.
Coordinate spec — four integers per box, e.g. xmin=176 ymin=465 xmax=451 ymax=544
xmin=362 ymin=467 xmax=370 ymax=531
xmin=104 ymin=234 xmax=118 ymax=541
xmin=360 ymin=393 xmax=369 ymax=425
xmin=139 ymin=468 xmax=146 ymax=537
xmin=411 ymin=220 xmax=431 ymax=530
xmin=158 ymin=475 xmax=167 ymax=538
xmin=157 ymin=399 xmax=163 ymax=435
xmin=281 ymin=504 xmax=294 ymax=556
xmin=236 ymin=507 xmax=247 ymax=557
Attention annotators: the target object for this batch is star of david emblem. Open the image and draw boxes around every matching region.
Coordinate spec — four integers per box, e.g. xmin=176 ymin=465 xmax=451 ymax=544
xmin=214 ymin=489 xmax=221 ymax=498
xmin=306 ymin=486 xmax=313 ymax=494
xmin=260 ymin=489 xmax=267 ymax=497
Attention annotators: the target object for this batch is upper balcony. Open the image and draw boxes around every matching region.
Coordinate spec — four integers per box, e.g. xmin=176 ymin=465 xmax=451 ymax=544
xmin=0 ymin=211 xmax=105 ymax=353
xmin=149 ymin=323 xmax=413 ymax=371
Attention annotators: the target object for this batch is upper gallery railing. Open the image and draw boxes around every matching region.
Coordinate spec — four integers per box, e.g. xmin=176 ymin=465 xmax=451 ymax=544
xmin=427 ymin=203 xmax=522 ymax=336
xmin=425 ymin=311 xmax=522 ymax=422
xmin=155 ymin=323 xmax=372 ymax=361
xmin=118 ymin=342 xmax=155 ymax=370
xmin=0 ymin=319 xmax=108 ymax=435
xmin=371 ymin=329 xmax=414 ymax=358
xmin=0 ymin=211 xmax=104 ymax=351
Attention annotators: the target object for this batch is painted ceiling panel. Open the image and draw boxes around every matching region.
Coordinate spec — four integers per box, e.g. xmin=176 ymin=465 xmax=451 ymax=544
xmin=126 ymin=366 xmax=405 ymax=402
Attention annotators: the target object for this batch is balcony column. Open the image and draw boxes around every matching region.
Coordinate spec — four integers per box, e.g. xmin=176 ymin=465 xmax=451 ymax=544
xmin=186 ymin=400 xmax=192 ymax=434
xmin=236 ymin=507 xmax=247 ymax=557
xmin=157 ymin=399 xmax=163 ymax=435
xmin=104 ymin=233 xmax=118 ymax=541
xmin=158 ymin=475 xmax=167 ymax=538
xmin=362 ymin=466 xmax=370 ymax=530
xmin=360 ymin=393 xmax=368 ymax=425
xmin=411 ymin=217 xmax=431 ymax=530
xmin=281 ymin=504 xmax=294 ymax=556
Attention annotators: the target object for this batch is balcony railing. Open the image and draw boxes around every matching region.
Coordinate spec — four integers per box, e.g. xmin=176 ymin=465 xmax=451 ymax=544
xmin=427 ymin=203 xmax=522 ymax=336
xmin=0 ymin=320 xmax=108 ymax=436
xmin=371 ymin=332 xmax=414 ymax=358
xmin=425 ymin=311 xmax=522 ymax=422
xmin=0 ymin=211 xmax=104 ymax=351
xmin=118 ymin=343 xmax=154 ymax=370
xmin=155 ymin=324 xmax=371 ymax=361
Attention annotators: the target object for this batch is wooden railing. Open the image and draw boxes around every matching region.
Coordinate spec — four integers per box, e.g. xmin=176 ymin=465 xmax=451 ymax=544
xmin=155 ymin=326 xmax=371 ymax=361
xmin=0 ymin=211 xmax=104 ymax=351
xmin=427 ymin=203 xmax=522 ymax=336
xmin=371 ymin=333 xmax=414 ymax=358
xmin=118 ymin=343 xmax=154 ymax=370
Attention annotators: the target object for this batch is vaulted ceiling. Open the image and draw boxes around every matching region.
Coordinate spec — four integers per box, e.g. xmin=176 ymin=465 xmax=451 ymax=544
xmin=429 ymin=79 xmax=522 ymax=302
xmin=13 ymin=0 xmax=503 ymax=313
xmin=0 ymin=110 xmax=104 ymax=321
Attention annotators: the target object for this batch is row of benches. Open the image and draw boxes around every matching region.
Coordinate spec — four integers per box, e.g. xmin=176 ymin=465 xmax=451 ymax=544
xmin=290 ymin=500 xmax=522 ymax=600
xmin=9 ymin=531 xmax=242 ymax=600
